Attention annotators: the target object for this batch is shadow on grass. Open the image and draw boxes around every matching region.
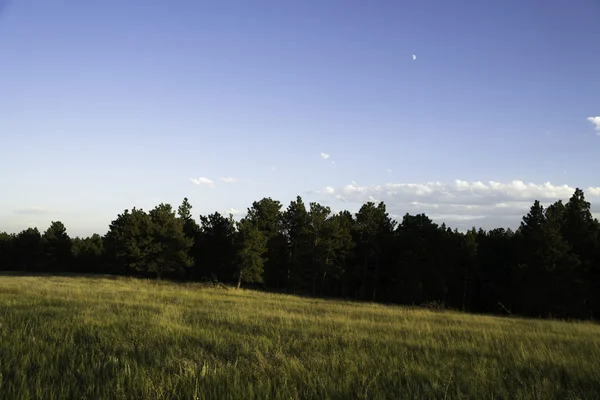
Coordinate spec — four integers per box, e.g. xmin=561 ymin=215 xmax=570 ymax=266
xmin=0 ymin=271 xmax=120 ymax=280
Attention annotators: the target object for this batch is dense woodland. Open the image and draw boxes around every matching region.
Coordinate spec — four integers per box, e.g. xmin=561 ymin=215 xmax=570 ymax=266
xmin=1 ymin=188 xmax=600 ymax=321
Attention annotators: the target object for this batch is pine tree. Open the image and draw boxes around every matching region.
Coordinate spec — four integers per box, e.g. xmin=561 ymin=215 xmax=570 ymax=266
xmin=354 ymin=202 xmax=396 ymax=301
xmin=235 ymin=218 xmax=267 ymax=289
xmin=147 ymin=203 xmax=193 ymax=279
xmin=281 ymin=196 xmax=310 ymax=291
xmin=196 ymin=212 xmax=237 ymax=281
xmin=104 ymin=208 xmax=153 ymax=275
xmin=245 ymin=198 xmax=286 ymax=289
xmin=42 ymin=221 xmax=73 ymax=272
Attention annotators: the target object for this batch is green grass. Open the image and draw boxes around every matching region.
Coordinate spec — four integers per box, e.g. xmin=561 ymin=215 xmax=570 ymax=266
xmin=1 ymin=276 xmax=599 ymax=399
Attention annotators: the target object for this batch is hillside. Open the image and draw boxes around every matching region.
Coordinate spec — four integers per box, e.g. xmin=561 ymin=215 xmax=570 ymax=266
xmin=1 ymin=275 xmax=599 ymax=399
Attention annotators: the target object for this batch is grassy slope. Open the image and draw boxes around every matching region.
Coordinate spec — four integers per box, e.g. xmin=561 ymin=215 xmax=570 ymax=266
xmin=0 ymin=276 xmax=599 ymax=400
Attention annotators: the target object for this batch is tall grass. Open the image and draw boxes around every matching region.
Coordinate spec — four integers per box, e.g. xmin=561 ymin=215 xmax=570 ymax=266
xmin=1 ymin=275 xmax=599 ymax=399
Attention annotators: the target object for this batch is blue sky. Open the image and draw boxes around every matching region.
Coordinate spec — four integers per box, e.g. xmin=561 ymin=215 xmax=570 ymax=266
xmin=1 ymin=0 xmax=599 ymax=236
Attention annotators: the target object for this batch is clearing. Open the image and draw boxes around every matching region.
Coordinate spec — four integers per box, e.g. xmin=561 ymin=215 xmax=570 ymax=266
xmin=0 ymin=275 xmax=599 ymax=399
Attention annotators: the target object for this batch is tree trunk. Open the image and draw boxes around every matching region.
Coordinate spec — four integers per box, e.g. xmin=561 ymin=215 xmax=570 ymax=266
xmin=237 ymin=271 xmax=242 ymax=289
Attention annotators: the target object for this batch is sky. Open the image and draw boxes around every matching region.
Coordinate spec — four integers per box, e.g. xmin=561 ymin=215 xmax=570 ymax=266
xmin=0 ymin=0 xmax=599 ymax=237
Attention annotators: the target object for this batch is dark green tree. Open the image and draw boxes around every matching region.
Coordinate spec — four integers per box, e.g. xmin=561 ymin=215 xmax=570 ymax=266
xmin=147 ymin=203 xmax=194 ymax=279
xmin=235 ymin=217 xmax=267 ymax=289
xmin=177 ymin=197 xmax=199 ymax=239
xmin=245 ymin=197 xmax=286 ymax=289
xmin=177 ymin=197 xmax=199 ymax=274
xmin=71 ymin=234 xmax=104 ymax=273
xmin=353 ymin=202 xmax=396 ymax=301
xmin=12 ymin=228 xmax=43 ymax=272
xmin=323 ymin=210 xmax=355 ymax=297
xmin=104 ymin=208 xmax=153 ymax=275
xmin=305 ymin=202 xmax=332 ymax=296
xmin=0 ymin=232 xmax=15 ymax=271
xmin=42 ymin=221 xmax=73 ymax=272
xmin=516 ymin=200 xmax=580 ymax=317
xmin=561 ymin=189 xmax=600 ymax=317
xmin=474 ymin=227 xmax=517 ymax=314
xmin=5 ymin=187 xmax=600 ymax=322
xmin=394 ymin=213 xmax=445 ymax=305
xmin=281 ymin=196 xmax=310 ymax=292
xmin=195 ymin=212 xmax=237 ymax=281
xmin=460 ymin=227 xmax=479 ymax=311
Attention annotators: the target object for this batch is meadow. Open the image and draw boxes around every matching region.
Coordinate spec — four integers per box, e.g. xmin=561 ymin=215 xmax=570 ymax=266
xmin=1 ymin=275 xmax=599 ymax=399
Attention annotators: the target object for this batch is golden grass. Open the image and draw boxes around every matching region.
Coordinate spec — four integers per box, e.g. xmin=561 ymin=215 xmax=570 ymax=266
xmin=1 ymin=275 xmax=599 ymax=399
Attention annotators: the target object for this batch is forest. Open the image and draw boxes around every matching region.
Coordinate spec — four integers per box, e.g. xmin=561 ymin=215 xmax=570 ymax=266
xmin=1 ymin=188 xmax=599 ymax=321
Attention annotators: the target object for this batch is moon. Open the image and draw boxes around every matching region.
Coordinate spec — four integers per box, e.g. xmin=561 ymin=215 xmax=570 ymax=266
xmin=412 ymin=55 xmax=416 ymax=60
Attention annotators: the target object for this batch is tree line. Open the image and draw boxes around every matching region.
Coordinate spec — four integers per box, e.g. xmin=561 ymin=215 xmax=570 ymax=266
xmin=1 ymin=188 xmax=599 ymax=321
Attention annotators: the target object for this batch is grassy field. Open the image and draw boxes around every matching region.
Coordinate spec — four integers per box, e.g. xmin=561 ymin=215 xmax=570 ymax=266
xmin=1 ymin=276 xmax=599 ymax=399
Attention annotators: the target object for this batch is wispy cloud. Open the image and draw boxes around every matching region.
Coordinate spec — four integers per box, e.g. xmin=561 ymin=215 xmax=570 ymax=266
xmin=320 ymin=152 xmax=330 ymax=160
xmin=189 ymin=177 xmax=215 ymax=187
xmin=13 ymin=207 xmax=50 ymax=215
xmin=220 ymin=177 xmax=238 ymax=183
xmin=587 ymin=116 xmax=600 ymax=134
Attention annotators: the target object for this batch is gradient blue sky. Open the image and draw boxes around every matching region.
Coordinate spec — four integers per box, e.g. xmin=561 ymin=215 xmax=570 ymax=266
xmin=1 ymin=0 xmax=599 ymax=237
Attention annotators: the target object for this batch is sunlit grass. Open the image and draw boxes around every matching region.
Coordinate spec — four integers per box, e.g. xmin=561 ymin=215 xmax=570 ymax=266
xmin=1 ymin=275 xmax=599 ymax=399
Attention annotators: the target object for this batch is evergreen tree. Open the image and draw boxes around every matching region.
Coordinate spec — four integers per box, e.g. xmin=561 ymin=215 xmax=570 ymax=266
xmin=516 ymin=200 xmax=580 ymax=317
xmin=561 ymin=189 xmax=600 ymax=317
xmin=354 ymin=202 xmax=396 ymax=301
xmin=42 ymin=221 xmax=73 ymax=272
xmin=104 ymin=208 xmax=153 ymax=275
xmin=177 ymin=197 xmax=199 ymax=274
xmin=196 ymin=212 xmax=237 ymax=282
xmin=0 ymin=232 xmax=14 ymax=271
xmin=245 ymin=198 xmax=286 ymax=289
xmin=147 ymin=203 xmax=193 ymax=279
xmin=177 ymin=197 xmax=199 ymax=240
xmin=306 ymin=202 xmax=332 ymax=296
xmin=235 ymin=217 xmax=267 ymax=289
xmin=4 ymin=187 xmax=600 ymax=321
xmin=13 ymin=228 xmax=43 ymax=272
xmin=323 ymin=210 xmax=355 ymax=297
xmin=281 ymin=196 xmax=310 ymax=292
xmin=71 ymin=234 xmax=104 ymax=273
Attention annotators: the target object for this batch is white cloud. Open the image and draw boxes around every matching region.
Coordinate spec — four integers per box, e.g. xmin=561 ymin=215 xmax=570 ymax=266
xmin=588 ymin=116 xmax=600 ymax=134
xmin=319 ymin=180 xmax=600 ymax=229
xmin=323 ymin=186 xmax=335 ymax=194
xmin=189 ymin=177 xmax=214 ymax=187
xmin=226 ymin=208 xmax=244 ymax=216
xmin=320 ymin=152 xmax=330 ymax=160
xmin=220 ymin=177 xmax=238 ymax=183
